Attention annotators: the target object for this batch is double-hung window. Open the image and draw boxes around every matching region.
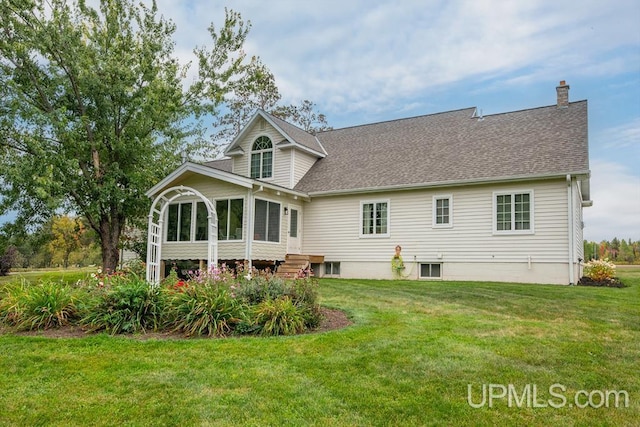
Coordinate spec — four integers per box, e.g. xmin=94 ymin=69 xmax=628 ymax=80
xmin=433 ymin=195 xmax=453 ymax=228
xmin=254 ymin=199 xmax=281 ymax=242
xmin=216 ymin=198 xmax=244 ymax=240
xmin=361 ymin=200 xmax=389 ymax=237
xmin=250 ymin=136 xmax=273 ymax=179
xmin=494 ymin=190 xmax=534 ymax=234
xmin=167 ymin=201 xmax=209 ymax=242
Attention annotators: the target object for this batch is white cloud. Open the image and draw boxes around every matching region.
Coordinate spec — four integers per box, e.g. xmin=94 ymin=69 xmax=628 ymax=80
xmin=583 ymin=160 xmax=640 ymax=241
xmin=138 ymin=0 xmax=640 ymax=120
xmin=603 ymin=118 xmax=640 ymax=150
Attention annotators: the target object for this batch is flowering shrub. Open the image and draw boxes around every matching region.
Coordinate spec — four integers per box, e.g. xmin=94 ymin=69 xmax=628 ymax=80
xmin=188 ymin=264 xmax=235 ymax=286
xmin=0 ymin=263 xmax=324 ymax=336
xmin=583 ymin=259 xmax=616 ymax=282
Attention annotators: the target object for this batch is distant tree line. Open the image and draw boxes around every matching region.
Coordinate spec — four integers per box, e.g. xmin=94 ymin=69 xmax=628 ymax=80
xmin=583 ymin=238 xmax=640 ymax=264
xmin=0 ymin=215 xmax=101 ymax=273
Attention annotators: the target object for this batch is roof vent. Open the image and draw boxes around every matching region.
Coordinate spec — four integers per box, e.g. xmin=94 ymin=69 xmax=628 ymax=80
xmin=556 ymin=80 xmax=570 ymax=108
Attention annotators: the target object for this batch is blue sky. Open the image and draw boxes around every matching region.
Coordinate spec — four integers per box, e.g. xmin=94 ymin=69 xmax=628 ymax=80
xmin=2 ymin=0 xmax=639 ymax=241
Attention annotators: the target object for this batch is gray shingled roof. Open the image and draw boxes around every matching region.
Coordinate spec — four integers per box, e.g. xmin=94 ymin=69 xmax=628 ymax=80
xmin=265 ymin=112 xmax=326 ymax=155
xmin=294 ymin=101 xmax=589 ymax=194
xmin=203 ymin=158 xmax=233 ymax=173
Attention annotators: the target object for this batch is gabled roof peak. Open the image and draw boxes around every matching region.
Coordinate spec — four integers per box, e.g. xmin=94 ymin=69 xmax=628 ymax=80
xmin=224 ymin=110 xmax=326 ymax=158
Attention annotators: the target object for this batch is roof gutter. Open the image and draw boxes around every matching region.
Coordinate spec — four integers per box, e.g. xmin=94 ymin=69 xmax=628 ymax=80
xmin=306 ymin=171 xmax=592 ymax=197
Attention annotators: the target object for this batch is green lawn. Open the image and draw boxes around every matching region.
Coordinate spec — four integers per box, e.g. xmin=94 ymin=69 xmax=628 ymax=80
xmin=0 ymin=269 xmax=638 ymax=426
xmin=0 ymin=268 xmax=93 ymax=285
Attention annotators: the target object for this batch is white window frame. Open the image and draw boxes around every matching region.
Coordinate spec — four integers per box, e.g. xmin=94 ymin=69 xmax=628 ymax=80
xmin=492 ymin=190 xmax=535 ymax=235
xmin=214 ymin=197 xmax=245 ymax=242
xmin=253 ymin=197 xmax=281 ymax=244
xmin=165 ymin=199 xmax=209 ymax=243
xmin=250 ymin=135 xmax=274 ymax=180
xmin=359 ymin=199 xmax=390 ymax=238
xmin=432 ymin=195 xmax=453 ymax=228
xmin=324 ymin=261 xmax=341 ymax=276
xmin=419 ymin=263 xmax=442 ymax=279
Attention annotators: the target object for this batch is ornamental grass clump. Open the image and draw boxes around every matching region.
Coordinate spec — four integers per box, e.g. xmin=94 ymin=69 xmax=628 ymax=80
xmin=80 ymin=275 xmax=167 ymax=334
xmin=167 ymin=284 xmax=245 ymax=337
xmin=0 ymin=280 xmax=79 ymax=330
xmin=252 ymin=296 xmax=307 ymax=336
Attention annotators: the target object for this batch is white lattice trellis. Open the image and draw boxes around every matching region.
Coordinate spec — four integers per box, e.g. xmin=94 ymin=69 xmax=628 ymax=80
xmin=146 ymin=186 xmax=217 ymax=285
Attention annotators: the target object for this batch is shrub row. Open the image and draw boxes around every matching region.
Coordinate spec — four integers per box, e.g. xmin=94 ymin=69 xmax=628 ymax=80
xmin=0 ymin=264 xmax=323 ymax=337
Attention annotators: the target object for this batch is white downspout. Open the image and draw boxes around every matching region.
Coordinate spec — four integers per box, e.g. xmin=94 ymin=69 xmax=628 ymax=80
xmin=566 ymin=174 xmax=575 ymax=285
xmin=245 ymin=188 xmax=254 ymax=270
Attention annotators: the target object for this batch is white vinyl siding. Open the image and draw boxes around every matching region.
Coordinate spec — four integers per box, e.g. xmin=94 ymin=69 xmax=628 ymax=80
xmin=273 ymin=148 xmax=291 ymax=187
xmin=292 ymin=150 xmax=319 ymax=187
xmin=231 ymin=118 xmax=310 ymax=189
xmin=303 ymin=180 xmax=569 ymax=265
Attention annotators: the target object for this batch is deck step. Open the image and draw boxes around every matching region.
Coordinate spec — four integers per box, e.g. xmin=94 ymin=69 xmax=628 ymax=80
xmin=275 ymin=254 xmax=324 ymax=278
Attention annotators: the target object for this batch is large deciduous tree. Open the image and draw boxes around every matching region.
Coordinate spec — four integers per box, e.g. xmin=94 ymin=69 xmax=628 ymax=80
xmin=211 ymin=59 xmax=332 ymax=145
xmin=272 ymin=99 xmax=332 ymax=134
xmin=0 ymin=0 xmax=258 ymax=271
xmin=49 ymin=215 xmax=83 ymax=269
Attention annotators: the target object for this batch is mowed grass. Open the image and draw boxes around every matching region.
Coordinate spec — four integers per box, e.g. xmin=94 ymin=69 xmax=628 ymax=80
xmin=0 ymin=269 xmax=638 ymax=426
xmin=0 ymin=268 xmax=93 ymax=285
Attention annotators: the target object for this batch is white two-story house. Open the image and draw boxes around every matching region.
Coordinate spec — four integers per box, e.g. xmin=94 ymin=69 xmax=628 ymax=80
xmin=146 ymin=81 xmax=590 ymax=285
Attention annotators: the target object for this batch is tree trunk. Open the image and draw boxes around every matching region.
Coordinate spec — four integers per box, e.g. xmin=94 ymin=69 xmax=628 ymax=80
xmin=99 ymin=214 xmax=122 ymax=273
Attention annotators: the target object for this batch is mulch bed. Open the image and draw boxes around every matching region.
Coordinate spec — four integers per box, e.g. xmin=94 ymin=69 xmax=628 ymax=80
xmin=577 ymin=276 xmax=626 ymax=288
xmin=2 ymin=306 xmax=352 ymax=340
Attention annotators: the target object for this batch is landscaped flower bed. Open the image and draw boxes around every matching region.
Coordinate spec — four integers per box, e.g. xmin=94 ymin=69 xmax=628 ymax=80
xmin=577 ymin=258 xmax=626 ymax=288
xmin=0 ymin=263 xmax=327 ymax=337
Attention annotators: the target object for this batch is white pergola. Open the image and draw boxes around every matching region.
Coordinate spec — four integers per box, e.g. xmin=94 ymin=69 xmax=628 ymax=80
xmin=146 ymin=186 xmax=217 ymax=285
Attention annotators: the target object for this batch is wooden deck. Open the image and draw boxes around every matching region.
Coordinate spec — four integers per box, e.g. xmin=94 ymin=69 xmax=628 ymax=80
xmin=275 ymin=254 xmax=324 ymax=278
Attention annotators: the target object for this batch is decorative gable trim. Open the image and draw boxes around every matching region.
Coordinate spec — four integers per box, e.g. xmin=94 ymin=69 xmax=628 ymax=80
xmin=145 ymin=161 xmax=311 ymax=202
xmin=145 ymin=162 xmax=253 ymax=198
xmin=226 ymin=147 xmax=244 ymax=157
xmin=224 ymin=110 xmax=326 ymax=159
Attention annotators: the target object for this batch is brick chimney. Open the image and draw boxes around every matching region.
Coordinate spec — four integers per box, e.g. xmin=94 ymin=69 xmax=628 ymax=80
xmin=556 ymin=80 xmax=570 ymax=108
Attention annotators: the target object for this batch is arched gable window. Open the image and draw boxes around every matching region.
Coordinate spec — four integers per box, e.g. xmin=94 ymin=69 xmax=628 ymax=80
xmin=250 ymin=136 xmax=273 ymax=179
